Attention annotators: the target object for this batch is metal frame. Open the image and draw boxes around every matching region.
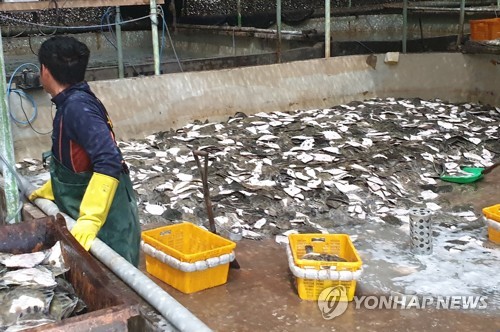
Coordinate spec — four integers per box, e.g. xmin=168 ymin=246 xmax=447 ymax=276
xmin=0 ymin=0 xmax=158 ymax=11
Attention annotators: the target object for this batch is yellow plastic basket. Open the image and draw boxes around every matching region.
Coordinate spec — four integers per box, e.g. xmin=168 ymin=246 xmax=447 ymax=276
xmin=483 ymin=204 xmax=500 ymax=244
xmin=487 ymin=226 xmax=500 ymax=245
xmin=288 ymin=233 xmax=362 ymax=301
xmin=142 ymin=222 xmax=236 ymax=294
xmin=483 ymin=204 xmax=500 ymax=222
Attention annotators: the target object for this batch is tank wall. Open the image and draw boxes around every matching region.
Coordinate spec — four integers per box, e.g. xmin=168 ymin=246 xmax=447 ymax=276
xmin=11 ymin=52 xmax=500 ymax=161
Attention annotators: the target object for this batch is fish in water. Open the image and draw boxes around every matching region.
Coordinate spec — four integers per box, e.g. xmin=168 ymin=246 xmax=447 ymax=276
xmin=301 ymin=245 xmax=347 ymax=262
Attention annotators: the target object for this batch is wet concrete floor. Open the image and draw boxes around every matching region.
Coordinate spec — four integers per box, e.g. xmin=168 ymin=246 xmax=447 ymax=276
xmin=19 ymin=167 xmax=500 ymax=331
xmin=138 ymin=237 xmax=499 ymax=332
xmin=23 ymin=165 xmax=500 ymax=331
xmin=136 ymin=162 xmax=500 ymax=332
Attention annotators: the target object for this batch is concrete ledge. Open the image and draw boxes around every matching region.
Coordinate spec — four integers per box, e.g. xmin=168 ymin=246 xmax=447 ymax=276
xmin=11 ymin=52 xmax=500 ymax=160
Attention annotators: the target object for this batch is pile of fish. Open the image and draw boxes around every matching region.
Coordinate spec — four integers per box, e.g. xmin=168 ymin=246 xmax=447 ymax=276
xmin=110 ymin=97 xmax=498 ymax=239
xmin=0 ymin=242 xmax=86 ymax=331
xmin=18 ymin=97 xmax=499 ymax=242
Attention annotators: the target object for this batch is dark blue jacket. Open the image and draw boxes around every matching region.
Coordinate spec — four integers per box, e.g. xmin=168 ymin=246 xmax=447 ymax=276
xmin=51 ymin=82 xmax=124 ymax=179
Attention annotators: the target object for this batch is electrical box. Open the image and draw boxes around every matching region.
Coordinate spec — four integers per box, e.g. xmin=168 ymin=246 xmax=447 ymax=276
xmin=18 ymin=69 xmax=41 ymax=90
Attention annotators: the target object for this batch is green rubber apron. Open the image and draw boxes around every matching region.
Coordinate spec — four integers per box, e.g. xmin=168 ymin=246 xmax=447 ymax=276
xmin=50 ymin=157 xmax=141 ymax=267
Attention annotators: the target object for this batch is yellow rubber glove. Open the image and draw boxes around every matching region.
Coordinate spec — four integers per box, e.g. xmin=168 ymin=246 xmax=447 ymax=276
xmin=28 ymin=179 xmax=55 ymax=201
xmin=70 ymin=172 xmax=118 ymax=251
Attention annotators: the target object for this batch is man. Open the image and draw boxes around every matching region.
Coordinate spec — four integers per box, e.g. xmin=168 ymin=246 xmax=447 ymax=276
xmin=29 ymin=36 xmax=141 ymax=266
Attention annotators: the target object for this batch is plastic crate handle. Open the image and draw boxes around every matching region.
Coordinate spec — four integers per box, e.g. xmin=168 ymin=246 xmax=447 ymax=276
xmin=141 ymin=241 xmax=235 ymax=272
xmin=311 ymin=237 xmax=326 ymax=242
xmin=485 ymin=217 xmax=500 ymax=231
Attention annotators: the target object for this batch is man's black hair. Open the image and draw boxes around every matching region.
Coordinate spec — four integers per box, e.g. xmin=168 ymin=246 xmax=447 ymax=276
xmin=38 ymin=36 xmax=90 ymax=85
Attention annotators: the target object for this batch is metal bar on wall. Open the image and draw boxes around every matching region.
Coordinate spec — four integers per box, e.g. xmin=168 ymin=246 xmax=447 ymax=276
xmin=403 ymin=0 xmax=408 ymax=53
xmin=276 ymin=0 xmax=282 ymax=63
xmin=325 ymin=0 xmax=331 ymax=58
xmin=0 ymin=0 xmax=162 ymax=12
xmin=237 ymin=0 xmax=242 ymax=28
xmin=116 ymin=6 xmax=125 ymax=78
xmin=457 ymin=0 xmax=466 ymax=47
xmin=150 ymin=0 xmax=161 ymax=75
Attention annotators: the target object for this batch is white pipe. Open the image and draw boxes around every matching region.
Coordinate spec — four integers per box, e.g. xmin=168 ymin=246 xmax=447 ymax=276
xmin=150 ymin=0 xmax=161 ymax=75
xmin=15 ymin=175 xmax=212 ymax=332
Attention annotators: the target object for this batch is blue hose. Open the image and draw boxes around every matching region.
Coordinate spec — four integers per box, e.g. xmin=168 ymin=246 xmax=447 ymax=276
xmin=7 ymin=63 xmax=40 ymax=126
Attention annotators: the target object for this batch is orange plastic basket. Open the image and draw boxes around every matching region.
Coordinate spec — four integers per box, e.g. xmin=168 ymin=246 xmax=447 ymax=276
xmin=470 ymin=18 xmax=500 ymax=41
xmin=488 ymin=18 xmax=500 ymax=40
xmin=288 ymin=234 xmax=362 ymax=301
xmin=142 ymin=222 xmax=236 ymax=293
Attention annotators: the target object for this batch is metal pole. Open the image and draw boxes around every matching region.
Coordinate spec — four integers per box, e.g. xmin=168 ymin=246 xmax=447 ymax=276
xmin=403 ymin=0 xmax=408 ymax=53
xmin=237 ymin=0 xmax=242 ymax=28
xmin=457 ymin=0 xmax=466 ymax=47
xmin=0 ymin=27 xmax=20 ymax=224
xmin=13 ymin=176 xmax=212 ymax=332
xmin=150 ymin=0 xmax=161 ymax=75
xmin=325 ymin=0 xmax=331 ymax=58
xmin=276 ymin=0 xmax=281 ymax=63
xmin=115 ymin=7 xmax=125 ymax=79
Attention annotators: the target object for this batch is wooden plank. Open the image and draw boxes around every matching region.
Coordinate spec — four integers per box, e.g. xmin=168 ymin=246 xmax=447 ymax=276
xmin=0 ymin=0 xmax=163 ymax=12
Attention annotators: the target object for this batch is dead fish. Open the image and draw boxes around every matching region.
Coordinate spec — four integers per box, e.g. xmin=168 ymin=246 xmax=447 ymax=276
xmin=0 ymin=249 xmax=85 ymax=331
xmin=4 ymin=317 xmax=56 ymax=332
xmin=0 ymin=266 xmax=57 ymax=289
xmin=49 ymin=291 xmax=78 ymax=321
xmin=301 ymin=245 xmax=347 ymax=262
xmin=0 ymin=286 xmax=54 ymax=327
xmin=0 ymin=241 xmax=65 ymax=272
xmin=0 ymin=251 xmax=47 ymax=269
xmin=42 ymin=241 xmax=69 ymax=277
xmin=53 ymin=277 xmax=86 ymax=316
xmin=441 ymin=168 xmax=476 ymax=177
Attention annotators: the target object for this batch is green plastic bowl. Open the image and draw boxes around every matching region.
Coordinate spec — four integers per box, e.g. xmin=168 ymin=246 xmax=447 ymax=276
xmin=440 ymin=167 xmax=484 ymax=184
